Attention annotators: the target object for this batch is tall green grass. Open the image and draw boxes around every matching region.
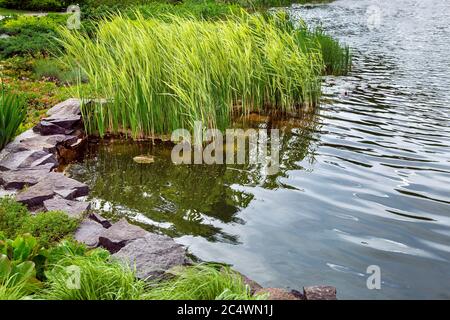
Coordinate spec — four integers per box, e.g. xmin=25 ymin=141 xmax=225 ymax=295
xmin=60 ymin=12 xmax=325 ymax=138
xmin=0 ymin=83 xmax=26 ymax=150
xmin=142 ymin=264 xmax=264 ymax=300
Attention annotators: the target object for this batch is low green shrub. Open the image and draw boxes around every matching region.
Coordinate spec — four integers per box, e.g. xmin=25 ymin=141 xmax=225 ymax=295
xmin=20 ymin=211 xmax=79 ymax=248
xmin=33 ymin=58 xmax=86 ymax=84
xmin=0 ymin=198 xmax=79 ymax=248
xmin=0 ymin=14 xmax=66 ymax=58
xmin=0 ymin=197 xmax=29 ymax=238
xmin=0 ymin=0 xmax=75 ymax=11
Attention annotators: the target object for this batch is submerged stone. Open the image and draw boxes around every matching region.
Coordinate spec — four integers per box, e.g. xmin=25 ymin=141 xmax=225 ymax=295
xmin=133 ymin=155 xmax=155 ymax=164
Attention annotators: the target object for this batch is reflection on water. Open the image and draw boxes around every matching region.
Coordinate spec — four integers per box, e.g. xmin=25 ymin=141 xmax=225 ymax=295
xmin=68 ymin=113 xmax=318 ymax=244
xmin=69 ymin=0 xmax=450 ymax=299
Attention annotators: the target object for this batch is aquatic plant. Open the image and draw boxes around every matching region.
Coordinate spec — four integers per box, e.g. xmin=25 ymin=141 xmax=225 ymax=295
xmin=60 ymin=13 xmax=324 ymax=138
xmin=0 ymin=83 xmax=26 ymax=150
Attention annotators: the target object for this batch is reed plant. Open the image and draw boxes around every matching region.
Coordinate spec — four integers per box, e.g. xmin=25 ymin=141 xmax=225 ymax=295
xmin=60 ymin=12 xmax=326 ymax=138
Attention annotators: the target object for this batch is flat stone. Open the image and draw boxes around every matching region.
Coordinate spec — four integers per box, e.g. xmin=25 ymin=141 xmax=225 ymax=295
xmin=0 ymin=164 xmax=54 ymax=189
xmin=89 ymin=212 xmax=112 ymax=228
xmin=46 ymin=98 xmax=81 ymax=117
xmin=16 ymin=172 xmax=89 ymax=207
xmin=19 ymin=134 xmax=78 ymax=153
xmin=74 ymin=219 xmax=105 ymax=247
xmin=43 ymin=115 xmax=81 ymax=130
xmin=303 ymin=286 xmax=337 ymax=300
xmin=0 ymin=150 xmax=57 ymax=171
xmin=98 ymin=218 xmax=148 ymax=253
xmin=112 ymin=233 xmax=189 ymax=279
xmin=27 ymin=152 xmax=58 ymax=169
xmin=0 ymin=129 xmax=39 ymax=153
xmin=254 ymin=288 xmax=302 ymax=300
xmin=15 ymin=183 xmax=55 ymax=207
xmin=33 ymin=121 xmax=67 ymax=135
xmin=43 ymin=198 xmax=90 ymax=219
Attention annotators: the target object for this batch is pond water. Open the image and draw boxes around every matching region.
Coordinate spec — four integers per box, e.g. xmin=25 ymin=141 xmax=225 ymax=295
xmin=68 ymin=0 xmax=450 ymax=299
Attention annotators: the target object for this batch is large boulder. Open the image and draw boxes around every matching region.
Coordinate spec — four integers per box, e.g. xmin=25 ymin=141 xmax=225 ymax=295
xmin=98 ymin=218 xmax=148 ymax=253
xmin=16 ymin=172 xmax=89 ymax=207
xmin=74 ymin=219 xmax=106 ymax=247
xmin=0 ymin=164 xmax=54 ymax=189
xmin=112 ymin=233 xmax=189 ymax=279
xmin=43 ymin=198 xmax=91 ymax=219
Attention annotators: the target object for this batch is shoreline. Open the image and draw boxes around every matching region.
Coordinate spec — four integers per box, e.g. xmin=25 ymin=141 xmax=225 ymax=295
xmin=0 ymin=98 xmax=337 ymax=300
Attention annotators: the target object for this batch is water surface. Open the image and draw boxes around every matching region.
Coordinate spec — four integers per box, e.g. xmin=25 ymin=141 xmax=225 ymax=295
xmin=68 ymin=0 xmax=450 ymax=299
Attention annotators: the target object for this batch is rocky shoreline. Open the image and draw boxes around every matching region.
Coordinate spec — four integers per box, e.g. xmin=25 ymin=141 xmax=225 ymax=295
xmin=0 ymin=98 xmax=337 ymax=300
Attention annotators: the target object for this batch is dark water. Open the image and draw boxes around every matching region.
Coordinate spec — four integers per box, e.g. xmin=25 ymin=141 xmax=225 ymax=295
xmin=68 ymin=0 xmax=450 ymax=299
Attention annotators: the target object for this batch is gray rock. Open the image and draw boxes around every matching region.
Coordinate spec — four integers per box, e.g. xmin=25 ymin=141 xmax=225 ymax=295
xmin=0 ymin=164 xmax=54 ymax=189
xmin=43 ymin=115 xmax=81 ymax=130
xmin=18 ymin=134 xmax=78 ymax=153
xmin=46 ymin=98 xmax=81 ymax=117
xmin=74 ymin=219 xmax=105 ymax=247
xmin=33 ymin=121 xmax=67 ymax=135
xmin=89 ymin=212 xmax=112 ymax=228
xmin=303 ymin=286 xmax=337 ymax=300
xmin=43 ymin=198 xmax=90 ymax=219
xmin=16 ymin=172 xmax=89 ymax=207
xmin=98 ymin=218 xmax=148 ymax=253
xmin=0 ymin=150 xmax=57 ymax=171
xmin=112 ymin=233 xmax=188 ymax=279
xmin=26 ymin=152 xmax=58 ymax=169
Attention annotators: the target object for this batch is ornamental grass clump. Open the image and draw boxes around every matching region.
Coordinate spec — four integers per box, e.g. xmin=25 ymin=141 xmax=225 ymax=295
xmin=60 ymin=12 xmax=324 ymax=138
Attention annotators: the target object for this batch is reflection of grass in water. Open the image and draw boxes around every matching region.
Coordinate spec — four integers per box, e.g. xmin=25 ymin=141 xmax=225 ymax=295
xmin=69 ymin=112 xmax=318 ymax=243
